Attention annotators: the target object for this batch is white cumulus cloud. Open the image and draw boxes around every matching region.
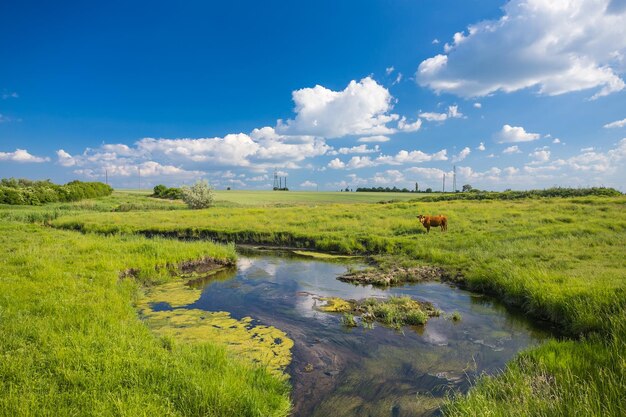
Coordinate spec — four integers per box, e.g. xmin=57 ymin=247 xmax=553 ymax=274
xmin=74 ymin=161 xmax=204 ymax=179
xmin=328 ymin=145 xmax=380 ymax=155
xmin=419 ymin=105 xmax=464 ymax=122
xmin=452 ymin=147 xmax=471 ymax=162
xmin=327 ymin=148 xmax=448 ymax=170
xmin=503 ymin=145 xmax=522 ymax=154
xmin=56 ymin=149 xmax=76 ymax=166
xmin=300 ymin=180 xmax=317 ymax=188
xmin=416 ymin=0 xmax=626 ymax=99
xmin=0 ymin=149 xmax=50 ymax=163
xmin=604 ymin=118 xmax=626 ymax=128
xmin=357 ymin=135 xmax=390 ymax=143
xmin=397 ymin=117 xmax=422 ymax=132
xmin=529 ymin=149 xmax=551 ymax=163
xmin=345 ymin=156 xmax=377 ymax=169
xmin=405 ymin=166 xmax=450 ymax=180
xmin=563 ymin=138 xmax=626 ymax=173
xmin=328 ymin=158 xmax=346 ymax=169
xmin=495 ymin=124 xmax=541 ymax=143
xmin=375 ymin=149 xmax=448 ymax=166
xmin=418 ymin=111 xmax=447 ymax=122
xmin=276 ymin=77 xmax=399 ymax=138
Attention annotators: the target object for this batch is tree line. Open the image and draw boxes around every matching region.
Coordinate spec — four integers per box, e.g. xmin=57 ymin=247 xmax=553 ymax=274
xmin=0 ymin=178 xmax=113 ymax=205
xmin=414 ymin=187 xmax=622 ymax=202
xmin=355 ymin=186 xmax=433 ymax=193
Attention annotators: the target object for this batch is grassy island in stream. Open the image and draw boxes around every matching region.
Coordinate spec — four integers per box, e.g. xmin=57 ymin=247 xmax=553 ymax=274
xmin=318 ymin=296 xmax=442 ymax=328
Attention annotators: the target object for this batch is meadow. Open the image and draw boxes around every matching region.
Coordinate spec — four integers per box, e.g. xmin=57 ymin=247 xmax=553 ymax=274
xmin=1 ymin=190 xmax=625 ymax=416
xmin=127 ymin=188 xmax=423 ymax=206
xmin=0 ymin=205 xmax=290 ymax=416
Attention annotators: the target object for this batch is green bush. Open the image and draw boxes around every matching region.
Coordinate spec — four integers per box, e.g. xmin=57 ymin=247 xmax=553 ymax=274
xmin=152 ymin=184 xmax=183 ymax=200
xmin=0 ymin=178 xmax=112 ymax=206
xmin=153 ymin=184 xmax=167 ymax=197
xmin=0 ymin=187 xmax=25 ymax=205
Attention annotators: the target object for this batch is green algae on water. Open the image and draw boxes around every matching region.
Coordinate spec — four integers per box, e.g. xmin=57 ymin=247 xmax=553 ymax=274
xmin=292 ymin=250 xmax=357 ymax=260
xmin=318 ymin=297 xmax=355 ymax=312
xmin=137 ymin=273 xmax=294 ymax=378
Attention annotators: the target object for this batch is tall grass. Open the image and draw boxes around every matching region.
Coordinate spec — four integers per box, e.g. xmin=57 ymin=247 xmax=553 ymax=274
xmin=444 ymin=316 xmax=626 ymax=416
xmin=0 ymin=220 xmax=290 ymax=416
xmin=0 ymin=191 xmax=186 ymax=224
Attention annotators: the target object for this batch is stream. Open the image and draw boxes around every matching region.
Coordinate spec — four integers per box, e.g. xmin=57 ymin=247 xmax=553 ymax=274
xmin=152 ymin=249 xmax=552 ymax=417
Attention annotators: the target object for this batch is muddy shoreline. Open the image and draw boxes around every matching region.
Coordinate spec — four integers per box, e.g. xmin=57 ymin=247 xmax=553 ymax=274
xmin=337 ymin=263 xmax=464 ymax=287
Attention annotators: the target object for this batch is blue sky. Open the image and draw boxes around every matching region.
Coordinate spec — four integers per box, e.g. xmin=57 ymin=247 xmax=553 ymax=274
xmin=1 ymin=0 xmax=625 ymax=191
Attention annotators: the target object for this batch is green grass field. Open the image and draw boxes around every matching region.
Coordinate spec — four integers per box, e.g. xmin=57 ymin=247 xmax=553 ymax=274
xmin=2 ymin=190 xmax=625 ymax=416
xmin=119 ymin=188 xmax=431 ymax=206
xmin=0 ymin=207 xmax=290 ymax=416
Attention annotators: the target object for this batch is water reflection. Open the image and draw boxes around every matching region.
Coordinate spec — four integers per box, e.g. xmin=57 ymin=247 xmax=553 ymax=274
xmin=172 ymin=250 xmax=552 ymax=417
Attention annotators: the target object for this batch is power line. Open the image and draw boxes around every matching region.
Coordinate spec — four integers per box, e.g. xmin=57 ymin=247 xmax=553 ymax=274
xmin=272 ymin=168 xmax=288 ymax=191
xmin=273 ymin=169 xmax=279 ymax=189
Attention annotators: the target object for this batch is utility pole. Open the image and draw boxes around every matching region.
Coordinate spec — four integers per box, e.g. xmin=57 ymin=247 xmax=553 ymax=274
xmin=443 ymin=174 xmax=446 ymax=192
xmin=105 ymin=169 xmax=108 ymax=185
xmin=453 ymin=165 xmax=457 ymax=192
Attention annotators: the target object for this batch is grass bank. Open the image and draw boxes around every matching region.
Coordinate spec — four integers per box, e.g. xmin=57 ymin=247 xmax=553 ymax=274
xmin=0 ymin=219 xmax=290 ymax=416
xmin=48 ymin=193 xmax=626 ymax=416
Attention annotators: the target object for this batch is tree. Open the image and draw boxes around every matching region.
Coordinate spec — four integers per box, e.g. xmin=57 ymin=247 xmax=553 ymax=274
xmin=425 ymin=187 xmax=433 ymax=193
xmin=181 ymin=180 xmax=214 ymax=209
xmin=153 ymin=184 xmax=167 ymax=197
xmin=462 ymin=184 xmax=473 ymax=192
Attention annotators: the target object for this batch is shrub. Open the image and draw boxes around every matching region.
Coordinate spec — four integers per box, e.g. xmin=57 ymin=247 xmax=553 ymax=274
xmin=153 ymin=184 xmax=167 ymax=197
xmin=0 ymin=178 xmax=112 ymax=205
xmin=164 ymin=187 xmax=183 ymax=199
xmin=181 ymin=180 xmax=214 ymax=209
xmin=152 ymin=184 xmax=183 ymax=200
xmin=0 ymin=187 xmax=25 ymax=205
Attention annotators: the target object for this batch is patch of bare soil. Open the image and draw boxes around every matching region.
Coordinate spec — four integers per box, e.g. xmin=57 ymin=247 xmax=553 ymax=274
xmin=338 ymin=265 xmax=453 ymax=287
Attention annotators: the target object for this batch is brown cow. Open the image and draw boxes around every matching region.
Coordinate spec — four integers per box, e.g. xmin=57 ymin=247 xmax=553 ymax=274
xmin=417 ymin=214 xmax=448 ymax=233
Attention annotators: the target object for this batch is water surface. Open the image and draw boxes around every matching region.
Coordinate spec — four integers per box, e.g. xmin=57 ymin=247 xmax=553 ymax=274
xmin=156 ymin=250 xmax=552 ymax=417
